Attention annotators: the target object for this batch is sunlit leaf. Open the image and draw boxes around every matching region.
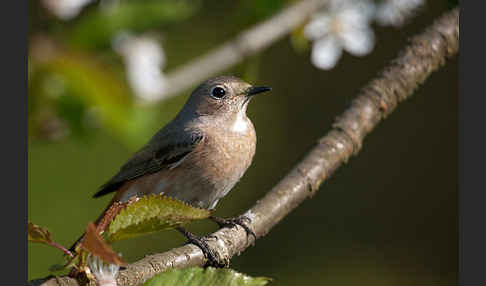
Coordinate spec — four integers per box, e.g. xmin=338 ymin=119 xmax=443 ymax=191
xmin=144 ymin=267 xmax=271 ymax=286
xmin=106 ymin=194 xmax=211 ymax=243
xmin=33 ymin=50 xmax=157 ymax=148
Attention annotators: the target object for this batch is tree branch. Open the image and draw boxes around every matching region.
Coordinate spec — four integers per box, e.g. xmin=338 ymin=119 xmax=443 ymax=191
xmin=158 ymin=0 xmax=329 ymax=100
xmin=35 ymin=7 xmax=459 ymax=286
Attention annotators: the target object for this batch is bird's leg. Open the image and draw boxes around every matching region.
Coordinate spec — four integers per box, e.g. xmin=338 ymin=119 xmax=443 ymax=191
xmin=209 ymin=215 xmax=256 ymax=243
xmin=175 ymin=227 xmax=226 ymax=268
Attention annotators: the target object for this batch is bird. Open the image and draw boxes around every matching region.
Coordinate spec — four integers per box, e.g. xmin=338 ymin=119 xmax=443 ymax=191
xmin=69 ymin=76 xmax=271 ymax=266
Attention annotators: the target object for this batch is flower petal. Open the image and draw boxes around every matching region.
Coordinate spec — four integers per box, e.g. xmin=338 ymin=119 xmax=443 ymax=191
xmin=42 ymin=0 xmax=94 ymax=20
xmin=376 ymin=0 xmax=424 ymax=27
xmin=303 ymin=14 xmax=332 ymax=40
xmin=339 ymin=1 xmax=375 ymax=28
xmin=311 ymin=37 xmax=343 ymax=70
xmin=340 ymin=27 xmax=375 ymax=56
xmin=114 ymin=33 xmax=167 ymax=101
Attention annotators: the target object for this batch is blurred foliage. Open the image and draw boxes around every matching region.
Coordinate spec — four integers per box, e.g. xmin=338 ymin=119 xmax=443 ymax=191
xmin=67 ymin=0 xmax=200 ymax=50
xmin=240 ymin=0 xmax=288 ymax=22
xmin=29 ymin=43 xmax=162 ymax=147
xmin=447 ymin=0 xmax=459 ymax=8
xmin=28 ymin=0 xmax=203 ymax=148
xmin=28 ymin=0 xmax=458 ymax=284
xmin=27 ymin=0 xmax=291 ymax=149
xmin=290 ymin=23 xmax=311 ymax=54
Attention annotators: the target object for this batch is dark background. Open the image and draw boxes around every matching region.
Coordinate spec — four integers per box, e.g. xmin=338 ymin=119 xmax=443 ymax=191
xmin=28 ymin=0 xmax=458 ymax=284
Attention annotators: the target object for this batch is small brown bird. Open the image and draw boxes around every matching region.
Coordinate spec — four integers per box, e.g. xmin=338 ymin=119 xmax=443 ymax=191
xmin=70 ymin=76 xmax=270 ymax=264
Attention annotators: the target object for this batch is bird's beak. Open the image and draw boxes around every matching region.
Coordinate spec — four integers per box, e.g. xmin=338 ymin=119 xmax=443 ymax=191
xmin=246 ymin=86 xmax=272 ymax=97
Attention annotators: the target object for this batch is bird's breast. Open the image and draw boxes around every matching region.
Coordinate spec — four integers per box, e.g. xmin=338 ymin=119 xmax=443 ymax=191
xmin=181 ymin=119 xmax=256 ymax=207
xmin=201 ymin=121 xmax=256 ymax=184
xmin=117 ymin=119 xmax=257 ymax=209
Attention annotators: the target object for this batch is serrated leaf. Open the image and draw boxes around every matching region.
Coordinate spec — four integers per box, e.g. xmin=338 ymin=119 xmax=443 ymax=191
xmin=106 ymin=195 xmax=211 ymax=243
xmin=81 ymin=222 xmax=126 ymax=266
xmin=28 ymin=222 xmax=52 ymax=244
xmin=143 ymin=267 xmax=271 ymax=286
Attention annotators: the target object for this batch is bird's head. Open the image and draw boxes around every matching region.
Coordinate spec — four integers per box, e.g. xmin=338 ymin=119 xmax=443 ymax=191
xmin=183 ymin=76 xmax=271 ymax=118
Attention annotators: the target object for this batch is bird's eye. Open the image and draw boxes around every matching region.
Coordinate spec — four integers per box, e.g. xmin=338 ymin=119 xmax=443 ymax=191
xmin=211 ymin=87 xmax=226 ymax=99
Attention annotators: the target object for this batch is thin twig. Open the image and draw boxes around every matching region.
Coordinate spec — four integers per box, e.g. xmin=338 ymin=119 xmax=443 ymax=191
xmin=34 ymin=7 xmax=459 ymax=286
xmin=157 ymin=0 xmax=329 ymax=100
xmin=48 ymin=241 xmax=74 ymax=259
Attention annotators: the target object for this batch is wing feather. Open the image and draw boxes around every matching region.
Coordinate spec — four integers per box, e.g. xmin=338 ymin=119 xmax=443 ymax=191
xmin=93 ymin=133 xmax=203 ymax=198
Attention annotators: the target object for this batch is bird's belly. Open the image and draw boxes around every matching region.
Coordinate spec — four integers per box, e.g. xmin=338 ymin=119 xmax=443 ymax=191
xmin=170 ymin=132 xmax=255 ymax=209
xmin=117 ymin=131 xmax=256 ymax=209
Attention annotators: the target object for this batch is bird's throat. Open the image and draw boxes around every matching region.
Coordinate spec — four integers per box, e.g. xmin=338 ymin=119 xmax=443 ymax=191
xmin=231 ymin=109 xmax=249 ymax=133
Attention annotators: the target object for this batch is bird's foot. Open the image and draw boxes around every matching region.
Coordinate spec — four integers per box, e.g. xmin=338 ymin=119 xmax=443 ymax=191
xmin=176 ymin=227 xmax=226 ymax=268
xmin=209 ymin=215 xmax=256 ymax=245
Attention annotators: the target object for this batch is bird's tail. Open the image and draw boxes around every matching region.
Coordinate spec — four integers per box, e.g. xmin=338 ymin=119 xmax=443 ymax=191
xmin=68 ymin=233 xmax=85 ymax=253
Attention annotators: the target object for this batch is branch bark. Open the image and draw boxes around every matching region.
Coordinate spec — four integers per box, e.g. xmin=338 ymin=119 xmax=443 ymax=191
xmin=35 ymin=7 xmax=459 ymax=286
xmin=158 ymin=0 xmax=329 ymax=100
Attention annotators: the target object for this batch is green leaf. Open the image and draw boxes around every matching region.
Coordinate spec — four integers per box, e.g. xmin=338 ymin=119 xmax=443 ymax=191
xmin=28 ymin=222 xmax=52 ymax=244
xmin=106 ymin=195 xmax=211 ymax=243
xmin=32 ymin=50 xmax=157 ymax=148
xmin=143 ymin=267 xmax=271 ymax=286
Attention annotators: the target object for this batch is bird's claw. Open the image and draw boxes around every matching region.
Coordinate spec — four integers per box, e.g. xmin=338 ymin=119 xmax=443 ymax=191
xmin=209 ymin=215 xmax=256 ymax=245
xmin=176 ymin=227 xmax=226 ymax=268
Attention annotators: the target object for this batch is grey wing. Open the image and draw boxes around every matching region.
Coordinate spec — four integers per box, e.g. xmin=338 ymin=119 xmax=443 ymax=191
xmin=93 ymin=133 xmax=204 ymax=198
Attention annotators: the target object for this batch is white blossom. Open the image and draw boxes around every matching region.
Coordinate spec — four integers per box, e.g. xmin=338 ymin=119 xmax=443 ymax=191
xmin=375 ymin=0 xmax=425 ymax=27
xmin=87 ymin=255 xmax=120 ymax=286
xmin=113 ymin=32 xmax=168 ymax=102
xmin=303 ymin=0 xmax=376 ymax=70
xmin=42 ymin=0 xmax=94 ymax=20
